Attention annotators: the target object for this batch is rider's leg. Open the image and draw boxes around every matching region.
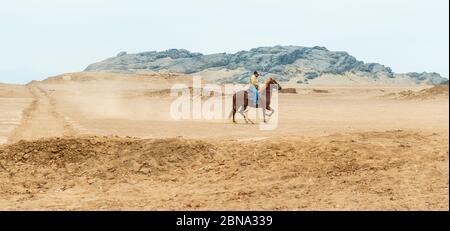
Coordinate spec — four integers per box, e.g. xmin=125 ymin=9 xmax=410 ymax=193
xmin=255 ymin=89 xmax=259 ymax=107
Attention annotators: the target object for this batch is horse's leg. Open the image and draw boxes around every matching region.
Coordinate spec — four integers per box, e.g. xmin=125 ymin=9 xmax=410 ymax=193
xmin=244 ymin=95 xmax=255 ymax=124
xmin=238 ymin=105 xmax=248 ymax=123
xmin=258 ymin=97 xmax=267 ymax=123
xmin=244 ymin=105 xmax=255 ymax=124
xmin=263 ymin=106 xmax=274 ymax=122
xmin=262 ymin=106 xmax=267 ymax=123
xmin=267 ymin=106 xmax=275 ymax=117
xmin=232 ymin=95 xmax=237 ymax=123
xmin=243 ymin=106 xmax=249 ymax=124
xmin=238 ymin=100 xmax=248 ymax=123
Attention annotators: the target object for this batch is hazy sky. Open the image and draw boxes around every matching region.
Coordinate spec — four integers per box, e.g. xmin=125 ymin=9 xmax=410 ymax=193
xmin=1 ymin=0 xmax=448 ymax=84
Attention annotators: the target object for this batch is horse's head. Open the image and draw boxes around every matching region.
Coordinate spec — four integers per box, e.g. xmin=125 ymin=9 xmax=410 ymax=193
xmin=265 ymin=77 xmax=282 ymax=91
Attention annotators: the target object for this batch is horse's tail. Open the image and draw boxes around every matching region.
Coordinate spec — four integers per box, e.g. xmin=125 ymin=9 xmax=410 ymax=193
xmin=228 ymin=94 xmax=236 ymax=119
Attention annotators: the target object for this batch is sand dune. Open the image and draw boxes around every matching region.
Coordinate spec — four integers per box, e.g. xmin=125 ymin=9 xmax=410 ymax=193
xmin=384 ymin=84 xmax=449 ymax=100
xmin=0 ymin=72 xmax=448 ymax=210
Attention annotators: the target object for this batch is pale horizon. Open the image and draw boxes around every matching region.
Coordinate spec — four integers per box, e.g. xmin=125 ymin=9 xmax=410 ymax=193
xmin=1 ymin=0 xmax=449 ymax=84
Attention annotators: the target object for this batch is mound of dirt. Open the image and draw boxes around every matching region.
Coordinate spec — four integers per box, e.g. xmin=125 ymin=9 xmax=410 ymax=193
xmin=145 ymin=87 xmax=225 ymax=98
xmin=0 ymin=131 xmax=448 ymax=210
xmin=279 ymin=88 xmax=297 ymax=94
xmin=420 ymin=85 xmax=449 ymax=96
xmin=144 ymin=89 xmax=173 ymax=97
xmin=312 ymin=89 xmax=330 ymax=93
xmin=386 ymin=85 xmax=449 ymax=100
xmin=0 ymin=136 xmax=214 ymax=177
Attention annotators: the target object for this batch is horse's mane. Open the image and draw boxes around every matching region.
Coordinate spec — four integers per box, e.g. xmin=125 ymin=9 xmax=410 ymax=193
xmin=260 ymin=77 xmax=275 ymax=93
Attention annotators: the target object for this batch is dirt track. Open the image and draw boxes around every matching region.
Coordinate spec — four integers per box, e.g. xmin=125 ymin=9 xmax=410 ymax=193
xmin=0 ymin=73 xmax=448 ymax=210
xmin=8 ymin=85 xmax=75 ymax=143
xmin=0 ymin=131 xmax=448 ymax=210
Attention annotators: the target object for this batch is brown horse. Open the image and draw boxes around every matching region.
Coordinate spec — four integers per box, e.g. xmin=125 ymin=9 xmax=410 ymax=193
xmin=231 ymin=77 xmax=282 ymax=123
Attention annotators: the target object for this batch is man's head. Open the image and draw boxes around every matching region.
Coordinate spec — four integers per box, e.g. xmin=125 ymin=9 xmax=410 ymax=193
xmin=254 ymin=71 xmax=260 ymax=77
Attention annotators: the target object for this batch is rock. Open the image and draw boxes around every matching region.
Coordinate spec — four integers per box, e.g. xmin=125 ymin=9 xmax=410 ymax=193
xmin=304 ymin=72 xmax=319 ymax=80
xmin=239 ymin=160 xmax=250 ymax=166
xmin=116 ymin=51 xmax=127 ymax=57
xmin=403 ymin=72 xmax=447 ymax=85
xmin=131 ymin=161 xmax=141 ymax=172
xmin=83 ymin=46 xmax=447 ymax=85
xmin=139 ymin=167 xmax=151 ymax=174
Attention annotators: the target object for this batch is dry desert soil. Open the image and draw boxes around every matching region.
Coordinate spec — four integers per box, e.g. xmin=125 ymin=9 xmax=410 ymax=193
xmin=0 ymin=72 xmax=448 ymax=210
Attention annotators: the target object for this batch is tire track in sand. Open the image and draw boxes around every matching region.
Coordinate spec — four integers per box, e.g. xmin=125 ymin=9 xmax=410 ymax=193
xmin=7 ymin=84 xmax=76 ymax=143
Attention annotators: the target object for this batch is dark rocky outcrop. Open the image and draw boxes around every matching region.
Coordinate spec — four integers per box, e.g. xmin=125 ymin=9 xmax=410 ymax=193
xmin=84 ymin=46 xmax=447 ymax=85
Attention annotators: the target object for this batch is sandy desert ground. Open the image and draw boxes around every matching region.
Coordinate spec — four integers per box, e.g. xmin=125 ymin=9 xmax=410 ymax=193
xmin=0 ymin=72 xmax=448 ymax=210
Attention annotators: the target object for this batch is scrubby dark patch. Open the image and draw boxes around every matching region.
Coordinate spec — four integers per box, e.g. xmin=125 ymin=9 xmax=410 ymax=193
xmin=279 ymin=88 xmax=297 ymax=94
xmin=144 ymin=87 xmax=225 ymax=98
xmin=312 ymin=89 xmax=329 ymax=93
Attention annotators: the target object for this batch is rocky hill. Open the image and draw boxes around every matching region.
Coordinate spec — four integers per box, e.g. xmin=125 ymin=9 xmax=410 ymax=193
xmin=84 ymin=46 xmax=447 ymax=85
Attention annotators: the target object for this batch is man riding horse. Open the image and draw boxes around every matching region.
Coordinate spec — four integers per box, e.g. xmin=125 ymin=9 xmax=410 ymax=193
xmin=230 ymin=71 xmax=282 ymax=123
